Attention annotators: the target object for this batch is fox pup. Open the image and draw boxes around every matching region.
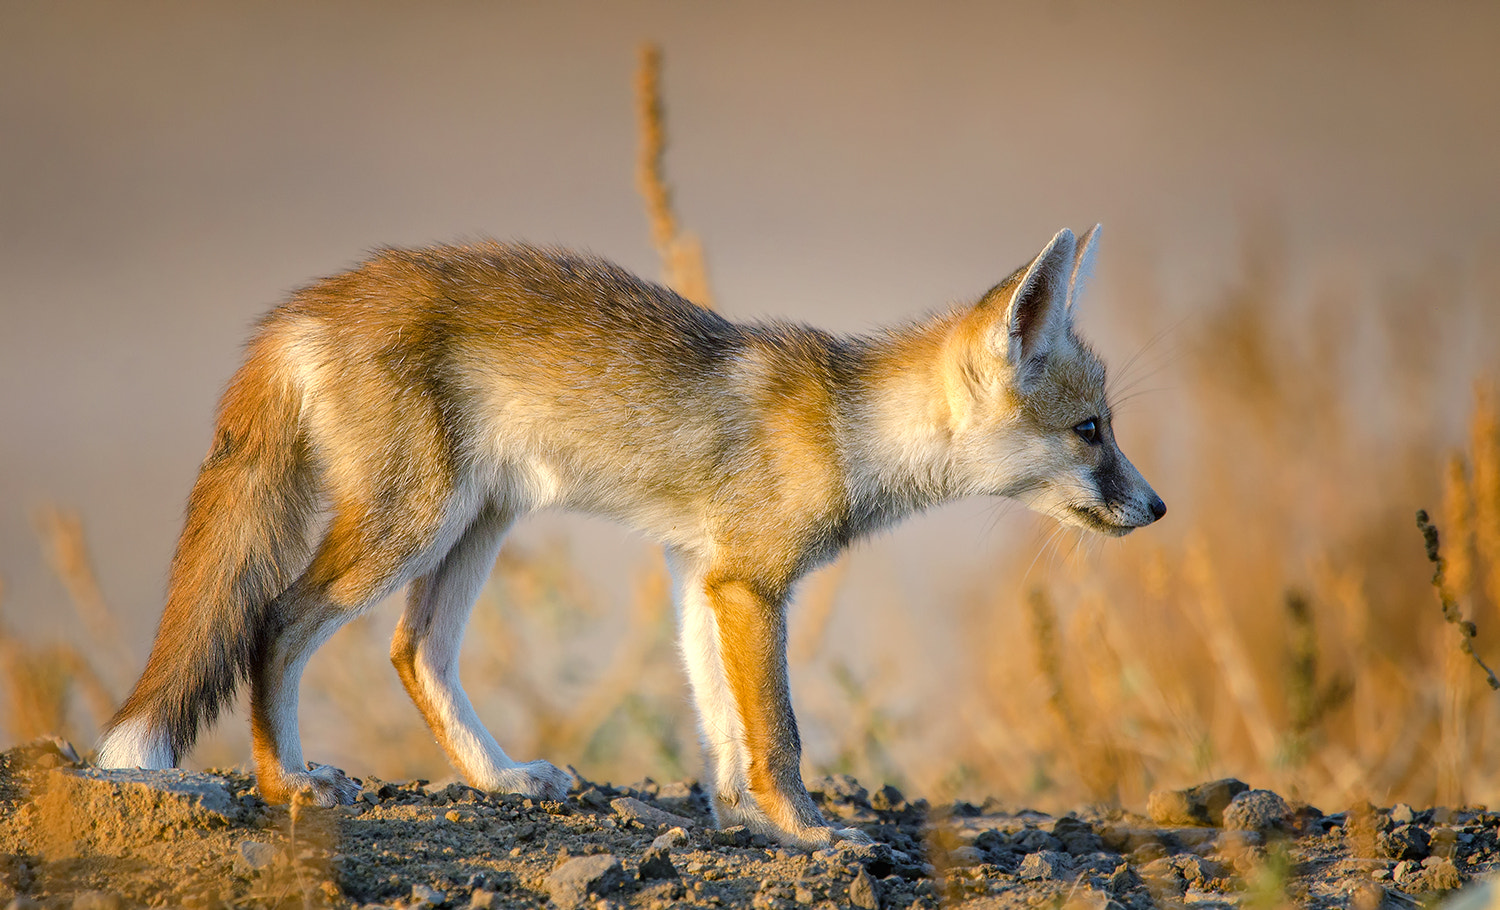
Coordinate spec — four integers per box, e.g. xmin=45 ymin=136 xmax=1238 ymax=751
xmin=97 ymin=225 xmax=1163 ymax=847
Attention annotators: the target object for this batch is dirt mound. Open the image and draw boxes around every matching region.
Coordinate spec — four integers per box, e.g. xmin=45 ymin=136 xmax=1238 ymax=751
xmin=2 ymin=743 xmax=1497 ymax=909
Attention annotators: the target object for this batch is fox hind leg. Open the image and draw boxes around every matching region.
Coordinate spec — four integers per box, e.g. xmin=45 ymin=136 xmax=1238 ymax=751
xmin=250 ymin=503 xmax=440 ymax=806
xmin=390 ymin=501 xmax=571 ymax=800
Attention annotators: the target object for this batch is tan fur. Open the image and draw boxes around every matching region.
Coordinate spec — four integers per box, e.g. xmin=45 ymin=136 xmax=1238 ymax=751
xmin=96 ymin=228 xmax=1164 ymax=847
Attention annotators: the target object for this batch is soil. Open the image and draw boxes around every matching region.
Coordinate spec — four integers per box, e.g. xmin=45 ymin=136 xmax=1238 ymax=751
xmin=2 ymin=739 xmax=1496 ymax=910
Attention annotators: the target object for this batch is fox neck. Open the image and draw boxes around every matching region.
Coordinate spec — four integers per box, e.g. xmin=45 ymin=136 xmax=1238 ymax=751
xmin=835 ymin=315 xmax=975 ymax=534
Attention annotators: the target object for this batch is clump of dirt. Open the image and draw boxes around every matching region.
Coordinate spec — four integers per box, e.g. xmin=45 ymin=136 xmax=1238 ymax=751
xmin=2 ymin=741 xmax=1498 ymax=909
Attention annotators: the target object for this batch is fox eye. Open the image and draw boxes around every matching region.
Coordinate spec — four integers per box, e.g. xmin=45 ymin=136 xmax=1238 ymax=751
xmin=1073 ymin=418 xmax=1101 ymax=445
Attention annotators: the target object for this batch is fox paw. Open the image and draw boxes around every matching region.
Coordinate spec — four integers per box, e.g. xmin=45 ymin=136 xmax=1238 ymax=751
xmin=833 ymin=826 xmax=875 ymax=845
xmin=289 ymin=762 xmax=360 ymax=807
xmin=489 ymin=760 xmax=573 ymax=801
xmin=785 ymin=823 xmax=875 ymax=850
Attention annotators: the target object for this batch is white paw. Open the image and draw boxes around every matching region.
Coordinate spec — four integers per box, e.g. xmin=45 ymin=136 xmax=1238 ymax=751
xmin=290 ymin=763 xmax=361 ymax=807
xmin=490 ymin=760 xmax=573 ymax=800
xmin=833 ymin=826 xmax=875 ymax=845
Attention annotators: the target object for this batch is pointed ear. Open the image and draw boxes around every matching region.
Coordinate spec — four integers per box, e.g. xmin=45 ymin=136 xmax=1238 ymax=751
xmin=1068 ymin=223 xmax=1101 ymax=311
xmin=985 ymin=228 xmax=1075 ymax=374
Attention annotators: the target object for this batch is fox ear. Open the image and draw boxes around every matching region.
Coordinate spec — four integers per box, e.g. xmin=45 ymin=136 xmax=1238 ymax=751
xmin=985 ymin=228 xmax=1076 ymax=375
xmin=1068 ymin=223 xmax=1101 ymax=311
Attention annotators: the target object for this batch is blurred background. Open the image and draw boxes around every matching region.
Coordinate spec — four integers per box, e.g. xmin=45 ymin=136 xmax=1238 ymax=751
xmin=3 ymin=1 xmax=1499 ymax=812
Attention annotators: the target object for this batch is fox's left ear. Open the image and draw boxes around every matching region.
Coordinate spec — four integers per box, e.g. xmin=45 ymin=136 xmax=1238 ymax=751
xmin=1067 ymin=224 xmax=1101 ymax=312
xmin=983 ymin=228 xmax=1076 ymax=380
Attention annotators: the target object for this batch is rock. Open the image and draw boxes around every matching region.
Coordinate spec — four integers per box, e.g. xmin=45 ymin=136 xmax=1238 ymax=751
xmin=1105 ymin=863 xmax=1144 ymax=897
xmin=650 ymin=826 xmax=690 ymax=850
xmin=1175 ymin=854 xmax=1227 ymax=886
xmin=1013 ymin=827 xmax=1062 ymax=854
xmin=71 ymin=893 xmax=121 ymax=910
xmin=235 ymin=841 xmax=278 ymax=873
xmin=1139 ymin=857 xmax=1187 ymax=898
xmin=1018 ymin=850 xmax=1073 ymax=881
xmin=946 ymin=846 xmax=983 ymax=867
xmin=1052 ymin=816 xmax=1103 ymax=855
xmin=849 ymin=867 xmax=881 ymax=910
xmin=709 ymin=826 xmax=752 ymax=847
xmin=1146 ymin=789 xmax=1199 ymax=827
xmin=870 ymin=785 xmax=905 ymax=812
xmin=1382 ymin=824 xmax=1431 ymax=861
xmin=810 ymin=775 xmax=869 ymax=806
xmin=1421 ymin=856 xmax=1463 ymax=892
xmin=545 ymin=854 xmax=624 ymax=910
xmin=1191 ymin=779 xmax=1251 ymax=825
xmin=1223 ymin=789 xmax=1289 ymax=834
xmin=1147 ymin=779 xmax=1250 ymax=827
xmin=610 ymin=796 xmax=696 ymax=830
xmin=1350 ymin=882 xmax=1389 ymax=910
xmin=468 ymin=890 xmax=496 ymax=910
xmin=638 ymin=847 xmax=678 ymax=880
xmin=49 ymin=766 xmax=247 ymax=825
xmin=409 ymin=884 xmax=446 ymax=907
xmin=1389 ymin=804 xmax=1417 ymax=826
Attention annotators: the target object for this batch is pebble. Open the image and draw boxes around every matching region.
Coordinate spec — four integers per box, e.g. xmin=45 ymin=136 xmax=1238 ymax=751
xmin=946 ymin=846 xmax=984 ymax=867
xmin=545 ymin=854 xmax=624 ymax=910
xmin=848 ymin=866 xmax=881 ymax=910
xmin=235 ymin=841 xmax=278 ymax=873
xmin=1147 ymin=778 xmax=1249 ymax=826
xmin=1018 ymin=850 xmax=1073 ymax=881
xmin=1138 ymin=857 xmax=1187 ymax=898
xmin=650 ymin=826 xmax=690 ymax=850
xmin=409 ymin=884 xmax=446 ymax=907
xmin=638 ymin=846 xmax=678 ymax=880
xmin=1382 ymin=824 xmax=1431 ymax=861
xmin=609 ymin=796 xmax=696 ymax=830
xmin=1423 ymin=856 xmax=1463 ymax=892
xmin=1222 ymin=789 xmax=1289 ymax=834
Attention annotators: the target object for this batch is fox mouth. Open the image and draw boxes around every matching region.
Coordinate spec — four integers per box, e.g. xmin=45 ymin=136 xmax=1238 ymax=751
xmin=1066 ymin=504 xmax=1133 ymax=537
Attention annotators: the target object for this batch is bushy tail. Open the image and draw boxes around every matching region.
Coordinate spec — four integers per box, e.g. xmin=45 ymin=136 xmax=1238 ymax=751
xmin=97 ymin=338 xmax=316 ymax=767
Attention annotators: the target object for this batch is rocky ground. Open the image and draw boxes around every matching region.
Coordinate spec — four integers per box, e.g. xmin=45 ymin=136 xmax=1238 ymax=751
xmin=2 ymin=739 xmax=1496 ymax=910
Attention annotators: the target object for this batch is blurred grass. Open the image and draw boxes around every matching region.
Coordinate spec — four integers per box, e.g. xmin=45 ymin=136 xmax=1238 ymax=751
xmin=4 ymin=45 xmax=1499 ymax=819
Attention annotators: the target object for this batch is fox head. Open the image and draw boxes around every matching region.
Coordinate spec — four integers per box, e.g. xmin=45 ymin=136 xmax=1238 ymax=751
xmin=946 ymin=226 xmax=1165 ymax=536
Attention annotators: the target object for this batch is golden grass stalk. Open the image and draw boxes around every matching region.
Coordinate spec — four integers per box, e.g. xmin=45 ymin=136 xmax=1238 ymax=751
xmin=33 ymin=503 xmax=132 ymax=685
xmin=635 ymin=43 xmax=713 ymax=308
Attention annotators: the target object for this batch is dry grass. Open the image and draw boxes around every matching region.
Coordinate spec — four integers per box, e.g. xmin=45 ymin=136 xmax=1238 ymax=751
xmin=2 ymin=48 xmax=1498 ymax=823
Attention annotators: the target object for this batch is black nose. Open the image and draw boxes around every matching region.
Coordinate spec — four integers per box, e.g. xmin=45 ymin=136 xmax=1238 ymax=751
xmin=1149 ymin=496 xmax=1167 ymax=520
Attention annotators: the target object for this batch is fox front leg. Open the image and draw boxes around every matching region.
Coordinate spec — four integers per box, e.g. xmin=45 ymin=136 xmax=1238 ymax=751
xmin=681 ymin=569 xmax=870 ymax=848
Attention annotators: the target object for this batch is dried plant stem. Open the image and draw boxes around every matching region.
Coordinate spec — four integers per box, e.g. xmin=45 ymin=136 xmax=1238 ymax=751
xmin=1416 ymin=509 xmax=1500 ymax=690
xmin=33 ymin=503 xmax=132 ymax=686
xmin=634 ymin=43 xmax=713 ymax=308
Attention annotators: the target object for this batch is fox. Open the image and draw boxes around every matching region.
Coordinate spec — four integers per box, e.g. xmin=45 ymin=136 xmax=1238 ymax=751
xmin=95 ymin=225 xmax=1163 ymax=847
